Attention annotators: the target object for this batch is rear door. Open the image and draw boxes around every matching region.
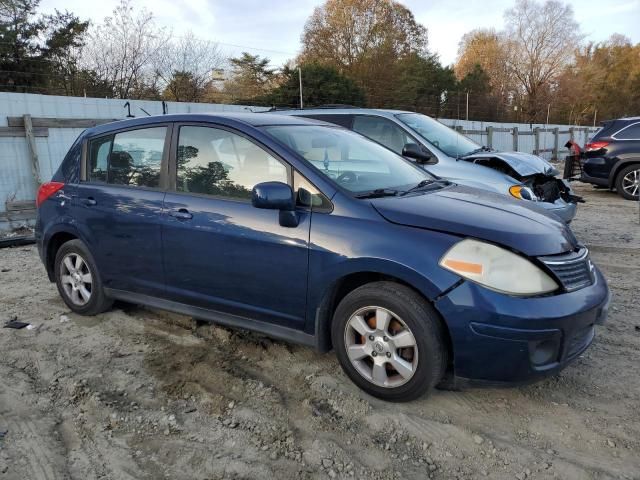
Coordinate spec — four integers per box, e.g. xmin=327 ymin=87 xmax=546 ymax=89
xmin=161 ymin=123 xmax=311 ymax=328
xmin=74 ymin=125 xmax=171 ymax=295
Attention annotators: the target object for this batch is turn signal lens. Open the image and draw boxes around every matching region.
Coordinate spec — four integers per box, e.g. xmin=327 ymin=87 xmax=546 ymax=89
xmin=439 ymin=239 xmax=558 ymax=296
xmin=509 ymin=185 xmax=536 ymax=201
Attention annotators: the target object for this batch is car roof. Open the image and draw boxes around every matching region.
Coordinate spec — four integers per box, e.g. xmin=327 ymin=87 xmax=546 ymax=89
xmin=83 ymin=112 xmax=328 ymax=137
xmin=273 ymin=108 xmax=412 ymax=117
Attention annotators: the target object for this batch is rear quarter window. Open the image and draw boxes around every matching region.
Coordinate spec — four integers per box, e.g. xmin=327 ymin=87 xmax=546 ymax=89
xmin=614 ymin=123 xmax=640 ymax=140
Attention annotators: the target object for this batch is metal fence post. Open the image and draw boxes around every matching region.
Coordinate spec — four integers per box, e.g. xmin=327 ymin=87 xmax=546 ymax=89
xmin=534 ymin=127 xmax=540 ymax=155
xmin=512 ymin=127 xmax=518 ymax=151
xmin=569 ymin=127 xmax=575 ymax=142
xmin=553 ymin=127 xmax=559 ymax=160
xmin=487 ymin=126 xmax=493 ymax=148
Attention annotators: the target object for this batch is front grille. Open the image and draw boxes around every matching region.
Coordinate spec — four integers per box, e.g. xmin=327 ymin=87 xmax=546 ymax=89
xmin=539 ymin=247 xmax=594 ymax=292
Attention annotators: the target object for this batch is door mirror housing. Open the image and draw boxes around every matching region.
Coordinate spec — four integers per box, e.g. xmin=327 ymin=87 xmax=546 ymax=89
xmin=252 ymin=181 xmax=295 ymax=210
xmin=252 ymin=182 xmax=299 ymax=227
xmin=402 ymin=143 xmax=437 ymax=165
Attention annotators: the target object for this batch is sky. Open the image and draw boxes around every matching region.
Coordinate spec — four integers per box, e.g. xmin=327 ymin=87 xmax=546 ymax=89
xmin=39 ymin=0 xmax=640 ymax=68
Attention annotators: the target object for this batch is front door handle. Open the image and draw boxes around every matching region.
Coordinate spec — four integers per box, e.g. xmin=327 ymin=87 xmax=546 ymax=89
xmin=82 ymin=197 xmax=97 ymax=206
xmin=169 ymin=208 xmax=193 ymax=220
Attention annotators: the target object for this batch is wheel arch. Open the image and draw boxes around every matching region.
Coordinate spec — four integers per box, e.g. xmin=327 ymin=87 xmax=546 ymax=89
xmin=609 ymin=157 xmax=640 ymax=186
xmin=43 ymin=224 xmax=83 ymax=281
xmin=313 ymin=270 xmax=455 ymax=367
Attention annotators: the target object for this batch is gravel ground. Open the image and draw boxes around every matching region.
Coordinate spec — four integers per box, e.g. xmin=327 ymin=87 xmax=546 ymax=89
xmin=0 ymin=183 xmax=638 ymax=480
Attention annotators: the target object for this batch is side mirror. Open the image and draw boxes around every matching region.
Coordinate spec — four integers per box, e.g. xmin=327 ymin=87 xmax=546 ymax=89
xmin=402 ymin=143 xmax=437 ymax=165
xmin=252 ymin=181 xmax=298 ymax=227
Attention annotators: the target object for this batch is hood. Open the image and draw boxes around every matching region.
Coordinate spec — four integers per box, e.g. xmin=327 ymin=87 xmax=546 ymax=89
xmin=371 ymin=185 xmax=577 ymax=257
xmin=463 ymin=151 xmax=558 ymax=177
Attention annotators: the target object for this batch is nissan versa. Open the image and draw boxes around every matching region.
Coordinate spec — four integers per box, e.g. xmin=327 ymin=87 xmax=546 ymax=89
xmin=36 ymin=113 xmax=610 ymax=401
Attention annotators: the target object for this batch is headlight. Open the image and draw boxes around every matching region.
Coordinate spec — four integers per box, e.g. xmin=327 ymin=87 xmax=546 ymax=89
xmin=439 ymin=239 xmax=558 ymax=295
xmin=509 ymin=185 xmax=537 ymax=201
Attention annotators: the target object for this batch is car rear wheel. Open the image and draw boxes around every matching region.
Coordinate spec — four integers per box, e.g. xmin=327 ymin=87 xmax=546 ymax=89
xmin=331 ymin=282 xmax=447 ymax=402
xmin=615 ymin=164 xmax=640 ymax=200
xmin=54 ymin=239 xmax=113 ymax=315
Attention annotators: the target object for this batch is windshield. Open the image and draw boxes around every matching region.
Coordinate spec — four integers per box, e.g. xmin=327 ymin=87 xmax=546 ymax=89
xmin=396 ymin=113 xmax=480 ymax=158
xmin=263 ymin=125 xmax=432 ymax=194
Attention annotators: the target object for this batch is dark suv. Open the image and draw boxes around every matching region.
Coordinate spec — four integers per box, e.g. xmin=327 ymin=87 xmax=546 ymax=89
xmin=581 ymin=117 xmax=640 ymax=200
xmin=36 ymin=113 xmax=609 ymax=401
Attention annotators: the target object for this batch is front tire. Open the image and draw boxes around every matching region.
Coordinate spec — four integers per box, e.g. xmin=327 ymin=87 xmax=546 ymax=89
xmin=615 ymin=164 xmax=640 ymax=200
xmin=54 ymin=239 xmax=113 ymax=315
xmin=331 ymin=282 xmax=447 ymax=402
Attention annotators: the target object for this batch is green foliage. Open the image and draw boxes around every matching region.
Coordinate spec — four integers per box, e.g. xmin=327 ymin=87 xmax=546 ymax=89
xmin=264 ymin=63 xmax=365 ymax=108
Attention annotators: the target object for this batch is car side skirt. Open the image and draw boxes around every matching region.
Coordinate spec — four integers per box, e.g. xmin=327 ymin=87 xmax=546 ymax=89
xmin=104 ymin=288 xmax=318 ymax=349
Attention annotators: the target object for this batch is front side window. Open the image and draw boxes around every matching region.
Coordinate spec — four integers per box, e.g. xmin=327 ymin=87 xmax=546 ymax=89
xmin=87 ymin=127 xmax=166 ymax=187
xmin=352 ymin=116 xmax=414 ymax=155
xmin=396 ymin=113 xmax=479 ymax=158
xmin=176 ymin=126 xmax=288 ymax=200
xmin=264 ymin=125 xmax=431 ymax=194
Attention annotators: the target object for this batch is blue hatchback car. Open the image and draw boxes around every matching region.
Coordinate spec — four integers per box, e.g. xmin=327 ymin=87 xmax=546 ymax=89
xmin=36 ymin=113 xmax=610 ymax=401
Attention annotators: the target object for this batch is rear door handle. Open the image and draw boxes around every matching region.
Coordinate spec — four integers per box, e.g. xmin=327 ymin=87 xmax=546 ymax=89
xmin=169 ymin=208 xmax=193 ymax=220
xmin=82 ymin=197 xmax=97 ymax=206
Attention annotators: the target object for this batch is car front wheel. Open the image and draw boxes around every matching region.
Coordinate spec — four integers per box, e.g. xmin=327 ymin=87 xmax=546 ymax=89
xmin=331 ymin=282 xmax=447 ymax=402
xmin=615 ymin=164 xmax=640 ymax=201
xmin=54 ymin=239 xmax=113 ymax=315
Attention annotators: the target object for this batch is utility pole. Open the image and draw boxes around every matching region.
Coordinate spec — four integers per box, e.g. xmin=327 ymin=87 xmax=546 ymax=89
xmin=298 ymin=67 xmax=303 ymax=110
xmin=465 ymin=91 xmax=469 ymax=121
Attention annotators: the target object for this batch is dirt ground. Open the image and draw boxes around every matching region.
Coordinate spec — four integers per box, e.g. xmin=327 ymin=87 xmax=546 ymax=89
xmin=0 ymin=183 xmax=638 ymax=480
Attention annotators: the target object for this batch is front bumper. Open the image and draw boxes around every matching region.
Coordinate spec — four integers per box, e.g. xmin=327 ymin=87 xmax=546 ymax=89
xmin=435 ymin=267 xmax=610 ymax=385
xmin=538 ymin=198 xmax=577 ymax=223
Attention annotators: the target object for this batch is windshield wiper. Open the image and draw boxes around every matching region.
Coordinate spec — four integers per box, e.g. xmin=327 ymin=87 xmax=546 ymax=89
xmin=461 ymin=146 xmax=492 ymax=157
xmin=355 ymin=188 xmax=400 ymax=199
xmin=399 ymin=178 xmax=450 ymax=196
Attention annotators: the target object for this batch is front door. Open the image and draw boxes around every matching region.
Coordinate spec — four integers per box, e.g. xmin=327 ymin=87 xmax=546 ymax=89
xmin=161 ymin=124 xmax=310 ymax=328
xmin=73 ymin=125 xmax=170 ymax=295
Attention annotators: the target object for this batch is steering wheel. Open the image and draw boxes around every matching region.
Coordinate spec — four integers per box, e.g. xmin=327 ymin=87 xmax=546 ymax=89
xmin=337 ymin=171 xmax=358 ymax=184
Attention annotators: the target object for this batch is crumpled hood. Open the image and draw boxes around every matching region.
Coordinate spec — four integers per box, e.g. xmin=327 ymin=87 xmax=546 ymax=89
xmin=464 ymin=151 xmax=558 ymax=177
xmin=371 ymin=185 xmax=578 ymax=256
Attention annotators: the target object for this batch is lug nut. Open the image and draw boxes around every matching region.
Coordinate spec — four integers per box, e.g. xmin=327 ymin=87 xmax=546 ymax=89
xmin=371 ymin=351 xmax=377 ymax=357
xmin=368 ymin=335 xmax=375 ymax=341
xmin=386 ymin=352 xmax=392 ymax=358
xmin=383 ymin=336 xmax=389 ymax=342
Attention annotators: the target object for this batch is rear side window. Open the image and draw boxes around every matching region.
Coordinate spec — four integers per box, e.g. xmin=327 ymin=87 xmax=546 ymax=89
xmin=87 ymin=127 xmax=167 ymax=188
xmin=300 ymin=114 xmax=354 ymax=129
xmin=614 ymin=123 xmax=640 ymax=140
xmin=352 ymin=116 xmax=413 ymax=155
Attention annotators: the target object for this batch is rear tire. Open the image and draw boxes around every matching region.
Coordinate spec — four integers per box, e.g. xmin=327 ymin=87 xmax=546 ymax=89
xmin=615 ymin=164 xmax=640 ymax=200
xmin=331 ymin=281 xmax=447 ymax=402
xmin=54 ymin=239 xmax=113 ymax=315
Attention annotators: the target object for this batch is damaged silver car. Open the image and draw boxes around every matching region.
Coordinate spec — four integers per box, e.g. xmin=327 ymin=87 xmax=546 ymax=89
xmin=277 ymin=108 xmax=580 ymax=223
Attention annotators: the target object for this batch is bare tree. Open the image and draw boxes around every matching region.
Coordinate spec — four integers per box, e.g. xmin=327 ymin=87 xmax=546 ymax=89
xmin=154 ymin=32 xmax=225 ymax=102
xmin=83 ymin=0 xmax=170 ymax=99
xmin=503 ymin=0 xmax=583 ymax=122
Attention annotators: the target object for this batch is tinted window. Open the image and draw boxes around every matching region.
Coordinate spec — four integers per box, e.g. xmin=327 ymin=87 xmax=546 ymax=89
xmin=615 ymin=123 xmax=640 ymax=140
xmin=352 ymin=116 xmax=413 ymax=155
xmin=108 ymin=127 xmax=166 ymax=188
xmin=88 ymin=135 xmax=112 ymax=183
xmin=301 ymin=114 xmax=354 ymax=129
xmin=176 ymin=126 xmax=288 ymax=199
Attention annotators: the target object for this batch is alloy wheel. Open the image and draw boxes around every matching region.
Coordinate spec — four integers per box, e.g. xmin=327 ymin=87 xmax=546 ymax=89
xmin=60 ymin=253 xmax=93 ymax=306
xmin=621 ymin=168 xmax=640 ymax=198
xmin=343 ymin=306 xmax=419 ymax=388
